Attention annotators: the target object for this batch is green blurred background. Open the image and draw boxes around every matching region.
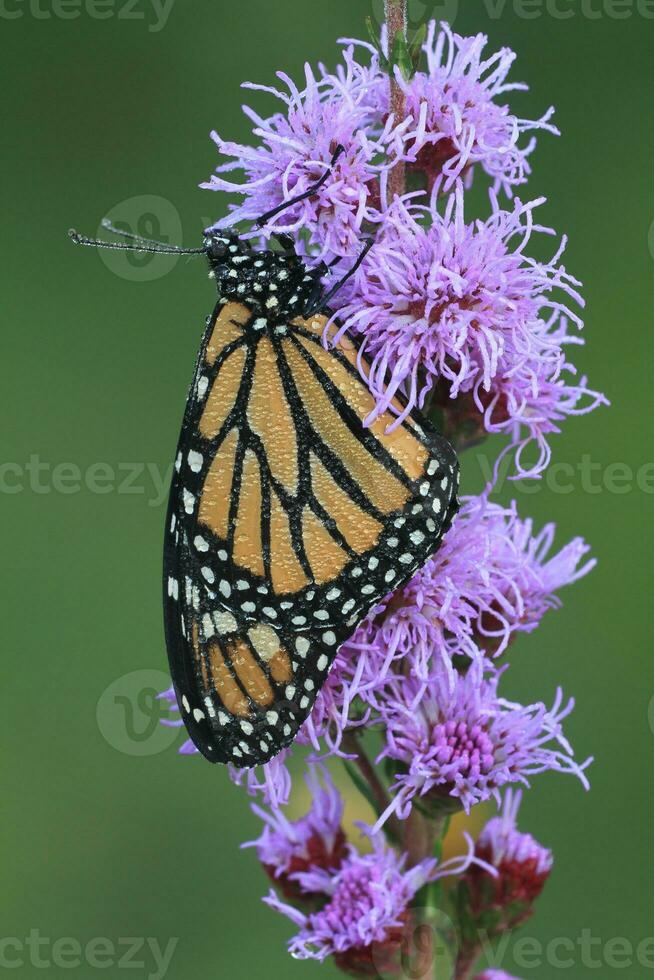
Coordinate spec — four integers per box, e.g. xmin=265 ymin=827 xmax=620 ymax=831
xmin=2 ymin=1 xmax=653 ymax=977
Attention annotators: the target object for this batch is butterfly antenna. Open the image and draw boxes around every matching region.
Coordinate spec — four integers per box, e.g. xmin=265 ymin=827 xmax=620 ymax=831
xmin=304 ymin=237 xmax=374 ymax=317
xmin=255 ymin=145 xmax=346 ymax=228
xmin=68 ymin=228 xmax=205 ymax=255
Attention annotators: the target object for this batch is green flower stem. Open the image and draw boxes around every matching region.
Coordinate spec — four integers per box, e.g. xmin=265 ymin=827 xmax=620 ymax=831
xmin=342 ymin=731 xmax=403 ymax=842
xmin=385 ymin=0 xmax=407 ymax=46
xmin=403 ymin=811 xmax=449 ymax=980
xmin=385 ymin=0 xmax=407 ymax=201
xmin=454 ymin=943 xmax=482 ymax=980
xmin=403 ymin=808 xmax=447 ymax=868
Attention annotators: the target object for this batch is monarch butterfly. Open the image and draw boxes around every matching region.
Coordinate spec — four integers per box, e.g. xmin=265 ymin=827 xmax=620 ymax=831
xmin=70 ymin=150 xmax=460 ymax=767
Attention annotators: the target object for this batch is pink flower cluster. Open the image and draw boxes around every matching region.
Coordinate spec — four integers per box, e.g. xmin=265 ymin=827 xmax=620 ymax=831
xmin=203 ymin=21 xmax=605 ymax=474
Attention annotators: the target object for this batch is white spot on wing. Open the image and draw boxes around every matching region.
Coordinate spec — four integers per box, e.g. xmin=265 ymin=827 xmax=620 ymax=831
xmin=214 ymin=611 xmax=237 ymax=634
xmin=295 ymin=637 xmax=310 ymax=657
xmin=249 ymin=624 xmax=280 ymax=662
xmin=188 ymin=450 xmax=204 ymax=473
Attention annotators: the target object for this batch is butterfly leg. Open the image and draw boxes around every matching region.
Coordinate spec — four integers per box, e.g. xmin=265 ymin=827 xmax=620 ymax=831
xmin=255 ymin=145 xmax=346 ymax=228
xmin=271 ymin=233 xmax=297 ymax=255
xmin=303 ymin=237 xmax=374 ymax=318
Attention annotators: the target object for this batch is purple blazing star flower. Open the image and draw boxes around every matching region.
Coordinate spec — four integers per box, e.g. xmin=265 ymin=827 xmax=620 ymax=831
xmin=335 ymin=187 xmax=582 ymax=414
xmin=328 ymin=22 xmax=558 ymax=197
xmin=376 ymin=666 xmax=591 ymax=824
xmin=475 ymin=790 xmax=553 ymax=890
xmin=400 ymin=21 xmax=559 ymax=195
xmin=302 ymin=496 xmax=594 ymax=755
xmin=201 ymin=64 xmax=391 ymax=261
xmin=228 ymin=749 xmax=294 ymax=810
xmin=243 ymin=765 xmax=348 ymax=902
xmin=265 ymin=830 xmax=478 ymax=969
xmin=202 ymin=21 xmax=559 ymax=260
xmin=486 ymin=354 xmax=608 ymax=478
xmin=158 ymin=497 xmax=593 ymax=770
xmin=332 ymin=188 xmax=605 ymax=474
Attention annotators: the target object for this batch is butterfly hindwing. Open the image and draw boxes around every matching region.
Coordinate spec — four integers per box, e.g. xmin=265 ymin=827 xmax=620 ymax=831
xmin=163 ymin=299 xmax=459 ymax=766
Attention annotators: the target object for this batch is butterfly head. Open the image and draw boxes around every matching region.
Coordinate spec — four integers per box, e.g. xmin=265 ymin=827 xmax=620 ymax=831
xmin=203 ymin=232 xmax=323 ymax=323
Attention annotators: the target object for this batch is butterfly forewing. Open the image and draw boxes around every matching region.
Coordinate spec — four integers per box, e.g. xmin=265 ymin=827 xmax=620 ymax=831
xmin=164 ymin=299 xmax=459 ymax=766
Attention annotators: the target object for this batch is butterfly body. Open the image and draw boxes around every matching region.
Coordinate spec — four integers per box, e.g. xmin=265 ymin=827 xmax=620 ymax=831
xmin=163 ymin=233 xmax=460 ymax=767
xmin=204 ymin=231 xmax=324 ymax=326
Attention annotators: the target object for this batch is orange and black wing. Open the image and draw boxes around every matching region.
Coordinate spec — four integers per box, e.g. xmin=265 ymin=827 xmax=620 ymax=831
xmin=163 ymin=300 xmax=459 ymax=766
